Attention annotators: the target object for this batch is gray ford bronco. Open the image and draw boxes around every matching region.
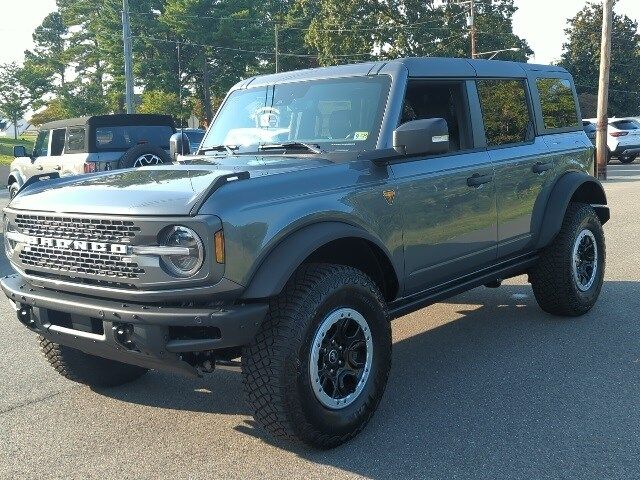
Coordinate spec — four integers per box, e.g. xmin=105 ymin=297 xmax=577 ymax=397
xmin=1 ymin=58 xmax=609 ymax=449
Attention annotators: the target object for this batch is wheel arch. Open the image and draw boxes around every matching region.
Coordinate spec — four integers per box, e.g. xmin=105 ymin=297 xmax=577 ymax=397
xmin=240 ymin=222 xmax=401 ymax=302
xmin=536 ymin=171 xmax=609 ymax=249
xmin=7 ymin=171 xmax=24 ymax=188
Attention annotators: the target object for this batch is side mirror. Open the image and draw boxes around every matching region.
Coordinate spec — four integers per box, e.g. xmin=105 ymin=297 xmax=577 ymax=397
xmin=13 ymin=145 xmax=28 ymax=158
xmin=393 ymin=118 xmax=450 ymax=156
xmin=169 ymin=132 xmax=191 ymax=160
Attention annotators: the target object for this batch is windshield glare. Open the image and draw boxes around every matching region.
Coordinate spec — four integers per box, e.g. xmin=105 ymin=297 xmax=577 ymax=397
xmin=201 ymin=76 xmax=391 ymax=153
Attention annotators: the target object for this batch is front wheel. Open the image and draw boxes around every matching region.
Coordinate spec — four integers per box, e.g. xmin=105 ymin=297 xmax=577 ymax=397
xmin=242 ymin=264 xmax=391 ymax=449
xmin=529 ymin=203 xmax=605 ymax=316
xmin=619 ymin=154 xmax=637 ymax=164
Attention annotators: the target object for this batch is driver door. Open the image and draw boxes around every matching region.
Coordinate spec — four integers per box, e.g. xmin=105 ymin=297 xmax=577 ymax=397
xmin=26 ymin=129 xmax=53 ymax=178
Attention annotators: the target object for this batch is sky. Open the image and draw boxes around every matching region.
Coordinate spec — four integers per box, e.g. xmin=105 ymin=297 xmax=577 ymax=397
xmin=1 ymin=0 xmax=640 ymax=66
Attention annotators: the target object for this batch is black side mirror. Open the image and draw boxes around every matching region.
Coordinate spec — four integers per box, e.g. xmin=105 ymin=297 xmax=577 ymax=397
xmin=169 ymin=132 xmax=191 ymax=160
xmin=393 ymin=118 xmax=450 ymax=156
xmin=13 ymin=145 xmax=28 ymax=158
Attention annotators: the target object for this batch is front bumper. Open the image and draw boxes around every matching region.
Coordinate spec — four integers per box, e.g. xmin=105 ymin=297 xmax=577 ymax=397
xmin=1 ymin=274 xmax=268 ymax=377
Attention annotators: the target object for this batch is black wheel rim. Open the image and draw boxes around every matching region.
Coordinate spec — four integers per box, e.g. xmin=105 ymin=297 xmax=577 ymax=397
xmin=572 ymin=229 xmax=598 ymax=292
xmin=310 ymin=308 xmax=373 ymax=409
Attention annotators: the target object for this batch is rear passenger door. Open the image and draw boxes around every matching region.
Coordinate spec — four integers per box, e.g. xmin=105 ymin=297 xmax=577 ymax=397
xmin=62 ymin=126 xmax=89 ymax=176
xmin=478 ymin=78 xmax=555 ymax=258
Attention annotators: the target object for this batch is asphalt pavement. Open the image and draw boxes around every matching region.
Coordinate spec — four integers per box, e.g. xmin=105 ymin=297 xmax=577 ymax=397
xmin=0 ymin=163 xmax=639 ymax=479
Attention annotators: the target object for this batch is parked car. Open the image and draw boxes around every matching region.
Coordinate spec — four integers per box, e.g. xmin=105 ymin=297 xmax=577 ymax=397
xmin=2 ymin=58 xmax=608 ymax=448
xmin=584 ymin=116 xmax=640 ymax=164
xmin=8 ymin=114 xmax=177 ymax=198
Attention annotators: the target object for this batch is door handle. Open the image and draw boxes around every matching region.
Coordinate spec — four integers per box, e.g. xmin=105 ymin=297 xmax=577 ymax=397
xmin=36 ymin=165 xmax=43 ymax=170
xmin=54 ymin=165 xmax=61 ymax=171
xmin=532 ymin=162 xmax=553 ymax=174
xmin=467 ymin=173 xmax=493 ymax=188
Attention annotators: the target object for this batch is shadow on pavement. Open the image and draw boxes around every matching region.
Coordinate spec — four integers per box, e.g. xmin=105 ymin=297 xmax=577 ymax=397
xmin=95 ymin=280 xmax=640 ymax=478
xmin=235 ymin=281 xmax=640 ymax=478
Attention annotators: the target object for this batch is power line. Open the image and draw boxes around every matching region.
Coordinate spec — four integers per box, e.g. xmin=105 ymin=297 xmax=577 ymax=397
xmin=132 ymin=35 xmax=377 ymax=59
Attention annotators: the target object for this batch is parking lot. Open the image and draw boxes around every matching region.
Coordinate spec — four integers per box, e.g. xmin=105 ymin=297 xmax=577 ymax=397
xmin=0 ymin=163 xmax=639 ymax=479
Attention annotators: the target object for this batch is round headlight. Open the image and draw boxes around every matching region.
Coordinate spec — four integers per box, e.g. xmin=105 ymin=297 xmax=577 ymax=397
xmin=158 ymin=226 xmax=204 ymax=277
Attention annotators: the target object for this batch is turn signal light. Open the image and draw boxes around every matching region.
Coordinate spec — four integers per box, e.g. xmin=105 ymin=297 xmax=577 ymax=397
xmin=610 ymin=131 xmax=628 ymax=137
xmin=214 ymin=230 xmax=225 ymax=264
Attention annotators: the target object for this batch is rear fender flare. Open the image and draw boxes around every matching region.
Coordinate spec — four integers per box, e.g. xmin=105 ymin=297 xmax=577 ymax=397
xmin=536 ymin=171 xmax=608 ymax=249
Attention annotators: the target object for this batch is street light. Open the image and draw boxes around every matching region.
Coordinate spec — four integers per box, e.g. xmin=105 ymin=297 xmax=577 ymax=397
xmin=475 ymin=47 xmax=521 ymax=60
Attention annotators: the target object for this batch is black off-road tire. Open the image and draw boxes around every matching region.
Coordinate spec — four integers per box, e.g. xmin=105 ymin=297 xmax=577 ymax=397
xmin=39 ymin=337 xmax=148 ymax=387
xmin=242 ymin=263 xmax=392 ymax=449
xmin=8 ymin=182 xmax=19 ymax=200
xmin=118 ymin=144 xmax=172 ymax=169
xmin=529 ymin=203 xmax=605 ymax=316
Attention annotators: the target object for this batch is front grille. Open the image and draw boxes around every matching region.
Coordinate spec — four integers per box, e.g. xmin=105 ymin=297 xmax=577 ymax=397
xmin=20 ymin=245 xmax=145 ymax=279
xmin=14 ymin=214 xmax=145 ymax=280
xmin=15 ymin=214 xmax=140 ymax=244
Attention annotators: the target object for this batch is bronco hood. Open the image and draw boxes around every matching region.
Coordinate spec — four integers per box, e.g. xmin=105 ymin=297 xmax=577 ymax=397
xmin=10 ymin=166 xmax=253 ymax=216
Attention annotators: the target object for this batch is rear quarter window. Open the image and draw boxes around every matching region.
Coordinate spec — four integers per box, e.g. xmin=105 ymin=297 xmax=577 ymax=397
xmin=536 ymin=78 xmax=581 ymax=130
xmin=94 ymin=125 xmax=174 ymax=151
xmin=66 ymin=127 xmax=86 ymax=152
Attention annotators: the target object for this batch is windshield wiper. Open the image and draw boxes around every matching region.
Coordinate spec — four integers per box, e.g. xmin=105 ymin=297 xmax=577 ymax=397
xmin=258 ymin=142 xmax=323 ymax=154
xmin=199 ymin=144 xmax=238 ymax=155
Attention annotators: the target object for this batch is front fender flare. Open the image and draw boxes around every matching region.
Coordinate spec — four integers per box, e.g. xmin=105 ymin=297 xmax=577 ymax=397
xmin=241 ymin=221 xmax=399 ymax=300
xmin=536 ymin=171 xmax=609 ymax=249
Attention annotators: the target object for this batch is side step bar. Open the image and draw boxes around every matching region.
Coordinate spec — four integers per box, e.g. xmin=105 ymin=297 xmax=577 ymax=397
xmin=388 ymin=254 xmax=538 ymax=319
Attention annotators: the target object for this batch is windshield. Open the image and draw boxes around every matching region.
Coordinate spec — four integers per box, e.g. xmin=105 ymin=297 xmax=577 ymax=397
xmin=201 ymin=76 xmax=391 ymax=154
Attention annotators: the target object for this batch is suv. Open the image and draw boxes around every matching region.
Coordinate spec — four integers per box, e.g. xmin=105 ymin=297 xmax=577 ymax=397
xmin=584 ymin=116 xmax=640 ymax=164
xmin=1 ymin=58 xmax=609 ymax=448
xmin=8 ymin=114 xmax=176 ymax=198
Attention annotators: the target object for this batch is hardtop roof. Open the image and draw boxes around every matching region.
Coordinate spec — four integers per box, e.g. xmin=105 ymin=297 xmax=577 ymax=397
xmin=235 ymin=57 xmax=570 ymax=89
xmin=39 ymin=114 xmax=176 ymax=131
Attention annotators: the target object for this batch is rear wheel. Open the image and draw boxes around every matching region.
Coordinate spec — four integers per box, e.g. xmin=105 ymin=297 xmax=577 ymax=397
xmin=242 ymin=264 xmax=391 ymax=449
xmin=40 ymin=337 xmax=148 ymax=388
xmin=529 ymin=203 xmax=605 ymax=316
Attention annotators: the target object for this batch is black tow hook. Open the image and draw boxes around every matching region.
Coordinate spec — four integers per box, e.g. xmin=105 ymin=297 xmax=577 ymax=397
xmin=17 ymin=305 xmax=36 ymax=329
xmin=113 ymin=323 xmax=138 ymax=351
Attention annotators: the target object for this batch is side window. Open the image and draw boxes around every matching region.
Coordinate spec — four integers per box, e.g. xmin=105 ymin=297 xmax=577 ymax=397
xmin=66 ymin=127 xmax=86 ymax=153
xmin=477 ymin=79 xmax=534 ymax=147
xmin=33 ymin=130 xmax=50 ymax=157
xmin=50 ymin=128 xmax=66 ymax=156
xmin=401 ymin=80 xmax=472 ymax=152
xmin=536 ymin=78 xmax=580 ymax=130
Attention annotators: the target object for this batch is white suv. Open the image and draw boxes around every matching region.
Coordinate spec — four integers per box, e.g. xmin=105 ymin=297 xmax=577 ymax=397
xmin=585 ymin=117 xmax=640 ymax=164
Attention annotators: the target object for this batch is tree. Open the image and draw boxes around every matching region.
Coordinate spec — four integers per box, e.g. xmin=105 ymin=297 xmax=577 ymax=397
xmin=30 ymin=98 xmax=69 ymax=126
xmin=0 ymin=63 xmax=31 ymax=139
xmin=24 ymin=12 xmax=68 ymax=89
xmin=139 ymin=89 xmax=194 ymax=123
xmin=561 ymin=1 xmax=640 ymax=117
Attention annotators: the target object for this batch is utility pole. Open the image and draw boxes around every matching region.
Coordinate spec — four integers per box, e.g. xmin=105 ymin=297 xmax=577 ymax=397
xmin=202 ymin=51 xmax=213 ymax=125
xmin=596 ymin=0 xmax=613 ymax=180
xmin=274 ymin=23 xmax=279 ymax=73
xmin=122 ymin=0 xmax=134 ymax=114
xmin=469 ymin=0 xmax=477 ymax=59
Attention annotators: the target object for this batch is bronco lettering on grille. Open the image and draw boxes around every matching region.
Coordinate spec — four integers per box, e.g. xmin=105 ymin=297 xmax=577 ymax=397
xmin=24 ymin=236 xmax=128 ymax=255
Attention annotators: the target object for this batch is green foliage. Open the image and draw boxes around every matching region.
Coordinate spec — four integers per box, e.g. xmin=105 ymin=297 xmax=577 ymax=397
xmin=139 ymin=89 xmax=194 ymax=123
xmin=0 ymin=63 xmax=33 ymax=139
xmin=561 ymin=1 xmax=640 ymax=117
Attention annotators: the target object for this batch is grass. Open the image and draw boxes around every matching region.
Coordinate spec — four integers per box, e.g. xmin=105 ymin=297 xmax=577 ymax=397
xmin=0 ymin=135 xmax=35 ymax=165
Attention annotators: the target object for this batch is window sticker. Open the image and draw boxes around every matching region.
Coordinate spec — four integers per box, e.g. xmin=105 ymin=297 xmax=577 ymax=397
xmin=354 ymin=131 xmax=369 ymax=141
